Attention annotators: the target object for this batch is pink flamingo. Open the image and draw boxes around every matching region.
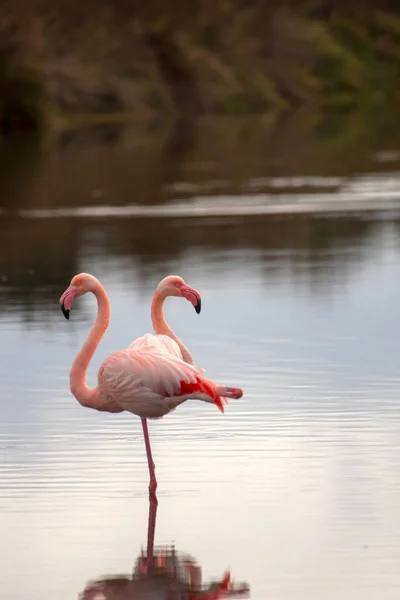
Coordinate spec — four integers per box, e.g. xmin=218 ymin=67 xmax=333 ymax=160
xmin=128 ymin=274 xmax=200 ymax=366
xmin=60 ymin=273 xmax=243 ymax=496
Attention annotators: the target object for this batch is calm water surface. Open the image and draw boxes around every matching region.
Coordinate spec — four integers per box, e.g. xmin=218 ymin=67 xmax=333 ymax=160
xmin=1 ymin=116 xmax=400 ymax=600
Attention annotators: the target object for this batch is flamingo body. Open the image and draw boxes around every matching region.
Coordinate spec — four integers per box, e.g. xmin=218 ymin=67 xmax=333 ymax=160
xmin=129 ymin=332 xmax=204 ymax=367
xmin=97 ymin=346 xmax=221 ymax=418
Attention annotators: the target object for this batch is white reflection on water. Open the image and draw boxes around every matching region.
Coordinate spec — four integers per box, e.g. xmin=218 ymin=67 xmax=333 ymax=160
xmin=1 ymin=218 xmax=400 ymax=600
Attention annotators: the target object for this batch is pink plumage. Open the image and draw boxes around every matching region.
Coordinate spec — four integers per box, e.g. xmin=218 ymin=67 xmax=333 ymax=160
xmin=60 ymin=273 xmax=243 ymax=495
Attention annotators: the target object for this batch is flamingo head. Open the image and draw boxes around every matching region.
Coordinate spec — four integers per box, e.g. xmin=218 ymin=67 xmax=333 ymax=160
xmin=157 ymin=275 xmax=201 ymax=314
xmin=59 ymin=273 xmax=97 ymax=320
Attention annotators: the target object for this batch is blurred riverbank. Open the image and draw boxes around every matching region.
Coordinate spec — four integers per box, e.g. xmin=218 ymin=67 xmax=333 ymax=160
xmin=1 ymin=1 xmax=400 ymax=132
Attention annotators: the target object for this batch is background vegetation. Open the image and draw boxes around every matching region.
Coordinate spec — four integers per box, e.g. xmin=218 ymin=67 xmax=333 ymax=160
xmin=1 ymin=1 xmax=400 ymax=132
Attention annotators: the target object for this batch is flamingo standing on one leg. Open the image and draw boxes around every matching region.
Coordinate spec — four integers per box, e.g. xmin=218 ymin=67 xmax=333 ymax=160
xmin=130 ymin=275 xmax=240 ymax=485
xmin=128 ymin=275 xmax=202 ymax=497
xmin=59 ymin=273 xmax=243 ymax=496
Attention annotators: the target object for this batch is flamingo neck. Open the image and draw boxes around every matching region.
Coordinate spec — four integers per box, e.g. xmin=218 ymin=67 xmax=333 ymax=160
xmin=151 ymin=291 xmax=193 ymax=364
xmin=70 ymin=282 xmax=111 ymax=407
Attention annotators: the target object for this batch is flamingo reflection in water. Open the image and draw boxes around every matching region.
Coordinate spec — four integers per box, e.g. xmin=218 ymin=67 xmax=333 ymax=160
xmin=80 ymin=497 xmax=250 ymax=600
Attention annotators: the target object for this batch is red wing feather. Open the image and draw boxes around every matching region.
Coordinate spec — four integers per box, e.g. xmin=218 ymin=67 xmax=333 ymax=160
xmin=178 ymin=376 xmax=226 ymax=413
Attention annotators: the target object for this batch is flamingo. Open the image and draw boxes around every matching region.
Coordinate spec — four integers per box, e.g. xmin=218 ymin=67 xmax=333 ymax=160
xmin=59 ymin=273 xmax=243 ymax=496
xmin=128 ymin=274 xmax=200 ymax=366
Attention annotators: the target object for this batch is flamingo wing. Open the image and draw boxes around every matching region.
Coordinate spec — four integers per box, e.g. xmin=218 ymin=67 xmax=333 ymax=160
xmin=97 ymin=346 xmax=207 ymax=418
xmin=129 ymin=333 xmax=183 ymax=360
xmin=129 ymin=333 xmax=205 ymax=373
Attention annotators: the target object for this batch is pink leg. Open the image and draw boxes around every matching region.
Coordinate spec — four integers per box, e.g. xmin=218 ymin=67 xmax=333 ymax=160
xmin=146 ymin=494 xmax=158 ymax=571
xmin=141 ymin=418 xmax=157 ymax=496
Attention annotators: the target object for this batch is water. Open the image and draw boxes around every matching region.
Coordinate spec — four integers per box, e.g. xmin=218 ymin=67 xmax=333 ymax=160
xmin=1 ymin=114 xmax=400 ymax=600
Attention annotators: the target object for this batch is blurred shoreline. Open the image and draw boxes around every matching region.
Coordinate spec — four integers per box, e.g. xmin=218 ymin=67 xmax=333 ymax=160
xmin=0 ymin=2 xmax=400 ymax=133
xmin=1 ymin=109 xmax=400 ymax=317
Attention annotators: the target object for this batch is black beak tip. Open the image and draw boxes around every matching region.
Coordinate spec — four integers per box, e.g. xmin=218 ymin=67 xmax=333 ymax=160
xmin=61 ymin=303 xmax=70 ymax=320
xmin=195 ymin=298 xmax=201 ymax=314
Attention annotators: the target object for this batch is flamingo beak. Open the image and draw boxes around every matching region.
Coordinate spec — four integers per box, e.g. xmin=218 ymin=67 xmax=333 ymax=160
xmin=181 ymin=285 xmax=201 ymax=314
xmin=60 ymin=285 xmax=78 ymax=320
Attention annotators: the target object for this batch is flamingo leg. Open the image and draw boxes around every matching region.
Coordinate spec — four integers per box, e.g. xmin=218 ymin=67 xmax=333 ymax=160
xmin=141 ymin=418 xmax=157 ymax=496
xmin=146 ymin=493 xmax=158 ymax=571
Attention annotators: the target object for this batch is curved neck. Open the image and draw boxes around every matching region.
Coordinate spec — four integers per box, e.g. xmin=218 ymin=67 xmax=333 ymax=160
xmin=151 ymin=291 xmax=193 ymax=364
xmin=70 ymin=283 xmax=111 ymax=406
